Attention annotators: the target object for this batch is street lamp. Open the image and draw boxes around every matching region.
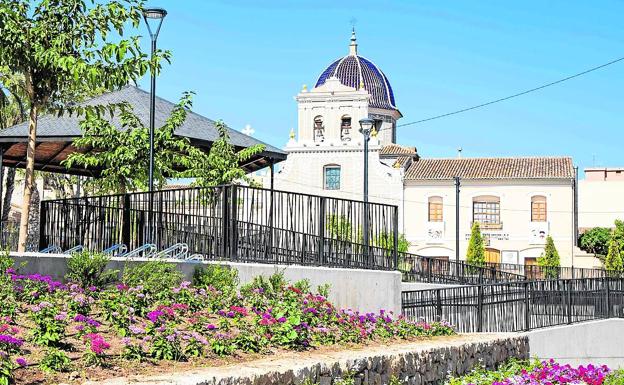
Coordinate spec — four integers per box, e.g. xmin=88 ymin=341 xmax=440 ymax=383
xmin=359 ymin=118 xmax=374 ymax=260
xmin=143 ymin=6 xmax=167 ymax=242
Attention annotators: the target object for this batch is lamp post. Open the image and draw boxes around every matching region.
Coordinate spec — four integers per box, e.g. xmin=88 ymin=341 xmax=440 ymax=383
xmin=359 ymin=118 xmax=374 ymax=260
xmin=143 ymin=7 xmax=167 ymax=242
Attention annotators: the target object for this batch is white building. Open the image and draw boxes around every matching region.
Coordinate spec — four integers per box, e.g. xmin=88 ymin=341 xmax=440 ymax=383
xmin=578 ymin=167 xmax=624 ymax=230
xmin=272 ymin=31 xmax=596 ymax=268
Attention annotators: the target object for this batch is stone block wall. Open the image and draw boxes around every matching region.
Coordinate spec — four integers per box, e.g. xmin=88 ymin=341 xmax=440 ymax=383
xmin=89 ymin=334 xmax=529 ymax=385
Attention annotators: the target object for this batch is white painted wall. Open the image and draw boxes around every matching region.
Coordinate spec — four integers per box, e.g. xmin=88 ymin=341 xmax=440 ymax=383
xmin=578 ymin=179 xmax=624 ymax=229
xmin=404 ymin=179 xmax=578 ymax=267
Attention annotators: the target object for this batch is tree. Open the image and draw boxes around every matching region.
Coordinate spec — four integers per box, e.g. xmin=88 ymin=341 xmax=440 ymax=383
xmin=538 ymin=235 xmax=561 ymax=279
xmin=466 ymin=222 xmax=486 ymax=268
xmin=375 ymin=232 xmax=410 ymax=253
xmin=182 ymin=122 xmax=265 ymax=188
xmin=64 ymin=93 xmax=196 ymax=194
xmin=64 ymin=92 xmax=265 ymax=194
xmin=579 ymin=227 xmax=611 ymax=259
xmin=604 ymin=237 xmax=624 ymax=275
xmin=0 ymin=0 xmax=170 ymax=251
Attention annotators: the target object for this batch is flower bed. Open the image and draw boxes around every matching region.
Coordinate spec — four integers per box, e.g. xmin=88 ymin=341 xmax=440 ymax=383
xmin=446 ymin=359 xmax=624 ymax=385
xmin=0 ymin=256 xmax=453 ymax=384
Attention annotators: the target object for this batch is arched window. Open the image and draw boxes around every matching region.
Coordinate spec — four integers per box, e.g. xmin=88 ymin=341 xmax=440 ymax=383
xmin=531 ymin=195 xmax=547 ymax=222
xmin=313 ymin=115 xmax=325 ymax=142
xmin=324 ymin=165 xmax=340 ymax=190
xmin=428 ymin=196 xmax=443 ymax=222
xmin=340 ymin=115 xmax=352 ymax=142
xmin=473 ymin=195 xmax=501 ymax=228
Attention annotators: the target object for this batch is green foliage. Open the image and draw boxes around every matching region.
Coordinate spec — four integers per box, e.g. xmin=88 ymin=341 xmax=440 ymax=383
xmin=538 ymin=235 xmax=561 ymax=279
xmin=0 ymin=355 xmax=15 ymax=385
xmin=39 ymin=348 xmax=71 ymax=373
xmin=326 ymin=215 xmax=354 ymax=242
xmin=241 ymin=270 xmax=288 ymax=299
xmin=605 ymin=220 xmax=624 ymax=275
xmin=316 ymin=283 xmax=331 ymax=298
xmin=65 ymin=251 xmax=118 ymax=289
xmin=29 ymin=303 xmax=67 ymax=347
xmin=183 ymin=121 xmax=265 ymax=188
xmin=0 ymin=0 xmax=169 ymax=248
xmin=122 ymin=260 xmax=183 ymax=295
xmin=375 ymin=232 xmax=410 ymax=253
xmin=605 ymin=237 xmax=624 ymax=274
xmin=445 ymin=358 xmax=541 ymax=385
xmin=466 ymin=222 xmax=486 ymax=268
xmin=605 ymin=369 xmax=624 ymax=385
xmin=192 ymin=264 xmax=239 ymax=295
xmin=579 ymin=227 xmax=611 ymax=257
xmin=65 ymin=92 xmax=195 ymax=193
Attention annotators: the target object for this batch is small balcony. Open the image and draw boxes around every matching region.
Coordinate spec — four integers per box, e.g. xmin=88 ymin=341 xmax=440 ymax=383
xmin=472 ymin=221 xmax=503 ymax=230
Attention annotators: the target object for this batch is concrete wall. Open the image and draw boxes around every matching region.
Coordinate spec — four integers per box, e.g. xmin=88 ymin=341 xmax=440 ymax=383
xmin=527 ymin=319 xmax=624 ymax=368
xmin=9 ymin=253 xmax=402 ymax=314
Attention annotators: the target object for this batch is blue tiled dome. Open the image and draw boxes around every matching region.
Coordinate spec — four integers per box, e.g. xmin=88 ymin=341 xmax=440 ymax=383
xmin=314 ymin=31 xmax=397 ymax=111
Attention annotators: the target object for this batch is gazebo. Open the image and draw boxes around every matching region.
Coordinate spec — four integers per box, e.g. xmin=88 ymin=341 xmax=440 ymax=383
xmin=0 ymin=85 xmax=287 ymax=176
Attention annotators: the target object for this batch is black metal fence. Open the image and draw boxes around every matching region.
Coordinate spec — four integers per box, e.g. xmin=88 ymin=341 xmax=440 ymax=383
xmin=402 ymin=277 xmax=624 ymax=332
xmin=400 ymin=254 xmax=612 ymax=284
xmin=39 ymin=185 xmax=399 ymax=270
xmin=400 ymin=253 xmax=526 ymax=285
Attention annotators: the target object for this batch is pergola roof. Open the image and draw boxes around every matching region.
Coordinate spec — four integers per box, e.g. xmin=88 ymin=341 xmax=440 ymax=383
xmin=0 ymin=85 xmax=286 ymax=176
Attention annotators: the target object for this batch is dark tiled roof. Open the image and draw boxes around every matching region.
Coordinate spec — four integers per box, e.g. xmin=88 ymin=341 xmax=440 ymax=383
xmin=405 ymin=157 xmax=574 ymax=180
xmin=380 ymin=144 xmax=417 ymax=156
xmin=315 ymin=55 xmax=397 ymax=111
xmin=0 ymin=85 xmax=286 ymax=159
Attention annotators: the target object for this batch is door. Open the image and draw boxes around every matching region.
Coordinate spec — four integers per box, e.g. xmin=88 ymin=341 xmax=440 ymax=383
xmin=485 ymin=248 xmax=501 ymax=264
xmin=524 ymin=257 xmax=541 ymax=279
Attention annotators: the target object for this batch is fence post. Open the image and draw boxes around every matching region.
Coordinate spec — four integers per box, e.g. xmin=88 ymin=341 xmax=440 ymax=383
xmin=221 ymin=186 xmax=229 ymax=260
xmin=606 ymin=278 xmax=612 ymax=318
xmin=318 ymin=196 xmax=325 ymax=266
xmin=477 ymin=284 xmax=484 ymax=332
xmin=435 ymin=289 xmax=442 ymax=321
xmin=567 ymin=280 xmax=573 ymax=325
xmin=122 ymin=194 xmax=131 ymax=249
xmin=393 ymin=206 xmax=399 ymax=270
xmin=524 ymin=282 xmax=530 ymax=331
xmin=229 ymin=185 xmax=238 ymax=261
xmin=427 ymin=258 xmax=432 ymax=283
xmin=38 ymin=201 xmax=48 ymax=251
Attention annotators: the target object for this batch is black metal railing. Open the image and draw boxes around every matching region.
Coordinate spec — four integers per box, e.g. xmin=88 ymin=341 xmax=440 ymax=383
xmin=402 ymin=277 xmax=624 ymax=332
xmin=39 ymin=185 xmax=400 ymax=270
xmin=399 ymin=253 xmax=526 ymax=284
xmin=400 ymin=253 xmax=613 ymax=284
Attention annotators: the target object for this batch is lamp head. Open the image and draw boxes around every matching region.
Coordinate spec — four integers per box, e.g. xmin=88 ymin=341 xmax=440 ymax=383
xmin=143 ymin=7 xmax=167 ymax=19
xmin=358 ymin=118 xmax=374 ymax=135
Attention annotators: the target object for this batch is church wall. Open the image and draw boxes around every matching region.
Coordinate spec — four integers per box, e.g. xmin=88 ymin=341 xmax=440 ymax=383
xmin=403 ymin=179 xmax=582 ymax=267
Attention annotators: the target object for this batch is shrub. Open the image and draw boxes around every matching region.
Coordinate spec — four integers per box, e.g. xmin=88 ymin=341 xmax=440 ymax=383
xmin=192 ymin=264 xmax=239 ymax=294
xmin=579 ymin=227 xmax=611 ymax=257
xmin=606 ymin=369 xmax=624 ymax=385
xmin=446 ymin=358 xmax=540 ymax=385
xmin=122 ymin=260 xmax=183 ymax=294
xmin=605 ymin=237 xmax=624 ymax=275
xmin=39 ymin=348 xmax=71 ymax=373
xmin=538 ymin=236 xmax=561 ymax=279
xmin=65 ymin=251 xmax=118 ymax=289
xmin=466 ymin=222 xmax=486 ymax=268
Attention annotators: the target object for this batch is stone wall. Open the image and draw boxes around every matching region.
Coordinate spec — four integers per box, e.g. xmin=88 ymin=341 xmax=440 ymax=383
xmin=89 ymin=334 xmax=529 ymax=385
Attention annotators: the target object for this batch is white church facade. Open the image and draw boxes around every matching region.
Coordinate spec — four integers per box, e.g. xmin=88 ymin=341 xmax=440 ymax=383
xmin=270 ymin=31 xmax=599 ymax=269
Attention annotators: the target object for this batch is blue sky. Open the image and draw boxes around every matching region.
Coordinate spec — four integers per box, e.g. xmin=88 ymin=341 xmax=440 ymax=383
xmin=138 ymin=1 xmax=624 ymax=175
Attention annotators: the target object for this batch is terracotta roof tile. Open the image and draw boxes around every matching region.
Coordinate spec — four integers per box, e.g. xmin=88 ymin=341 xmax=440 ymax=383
xmin=380 ymin=144 xmax=417 ymax=156
xmin=405 ymin=157 xmax=574 ymax=180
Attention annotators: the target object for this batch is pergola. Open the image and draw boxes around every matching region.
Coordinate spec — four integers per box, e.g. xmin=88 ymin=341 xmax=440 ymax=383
xmin=0 ymin=85 xmax=287 ymax=220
